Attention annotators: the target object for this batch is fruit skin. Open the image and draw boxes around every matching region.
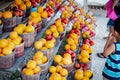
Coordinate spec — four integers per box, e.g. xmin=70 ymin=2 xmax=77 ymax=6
xmin=49 ymin=66 xmax=56 ymax=73
xmin=24 ymin=68 xmax=34 ymax=76
xmin=74 ymin=69 xmax=83 ymax=80
xmin=0 ymin=39 xmax=8 ymax=48
xmin=3 ymin=11 xmax=12 ymax=18
xmin=26 ymin=60 xmax=36 ymax=69
xmin=74 ymin=62 xmax=80 ymax=69
xmin=45 ymin=34 xmax=53 ymax=40
xmin=59 ymin=69 xmax=68 ymax=77
xmin=34 ymin=41 xmax=42 ymax=50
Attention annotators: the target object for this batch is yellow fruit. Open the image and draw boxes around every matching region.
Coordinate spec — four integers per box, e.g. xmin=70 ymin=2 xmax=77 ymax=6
xmin=37 ymin=6 xmax=43 ymax=13
xmin=78 ymin=54 xmax=82 ymax=60
xmin=82 ymin=44 xmax=90 ymax=50
xmin=42 ymin=56 xmax=48 ymax=63
xmin=0 ymin=20 xmax=2 ymax=25
xmin=70 ymin=33 xmax=78 ymax=40
xmin=40 ymin=47 xmax=48 ymax=50
xmin=15 ymin=0 xmax=22 ymax=5
xmin=70 ymin=44 xmax=77 ymax=51
xmin=26 ymin=60 xmax=37 ymax=69
xmin=82 ymin=76 xmax=89 ymax=80
xmin=17 ymin=36 xmax=22 ymax=43
xmin=45 ymin=29 xmax=52 ymax=35
xmin=49 ymin=73 xmax=61 ymax=80
xmin=45 ymin=41 xmax=54 ymax=49
xmin=8 ymin=42 xmax=15 ymax=50
xmin=53 ymin=31 xmax=59 ymax=38
xmin=74 ymin=38 xmax=78 ymax=44
xmin=2 ymin=47 xmax=13 ymax=55
xmin=12 ymin=38 xmax=21 ymax=46
xmin=33 ymin=66 xmax=41 ymax=74
xmin=14 ymin=26 xmax=24 ymax=34
xmin=34 ymin=41 xmax=42 ymax=50
xmin=19 ymin=4 xmax=26 ymax=11
xmin=84 ymin=70 xmax=92 ymax=78
xmin=61 ymin=77 xmax=66 ymax=80
xmin=54 ymin=55 xmax=62 ymax=63
xmin=50 ymin=25 xmax=57 ymax=32
xmin=67 ymin=38 xmax=75 ymax=45
xmin=31 ymin=12 xmax=38 ymax=18
xmin=64 ymin=44 xmax=70 ymax=50
xmin=63 ymin=53 xmax=71 ymax=58
xmin=25 ymin=1 xmax=31 ymax=7
xmin=55 ymin=20 xmax=61 ymax=27
xmin=0 ymin=54 xmax=4 ymax=56
xmin=41 ymin=11 xmax=48 ymax=18
xmin=63 ymin=57 xmax=72 ymax=65
xmin=22 ymin=68 xmax=27 ymax=74
xmin=0 ymin=48 xmax=2 ymax=54
xmin=80 ymin=50 xmax=89 ymax=58
xmin=34 ymin=51 xmax=43 ymax=59
xmin=57 ymin=25 xmax=64 ymax=32
xmin=24 ymin=25 xmax=35 ymax=33
xmin=34 ymin=59 xmax=42 ymax=65
xmin=24 ymin=68 xmax=34 ymax=76
xmin=9 ymin=31 xmax=19 ymax=39
xmin=88 ymin=48 xmax=93 ymax=54
xmin=0 ymin=39 xmax=8 ymax=48
xmin=56 ymin=65 xmax=62 ymax=73
xmin=80 ymin=57 xmax=89 ymax=63
xmin=0 ymin=12 xmax=3 ymax=18
xmin=49 ymin=66 xmax=56 ymax=73
xmin=60 ymin=69 xmax=68 ymax=77
xmin=74 ymin=69 xmax=83 ymax=80
xmin=17 ymin=24 xmax=26 ymax=30
xmin=39 ymin=38 xmax=46 ymax=46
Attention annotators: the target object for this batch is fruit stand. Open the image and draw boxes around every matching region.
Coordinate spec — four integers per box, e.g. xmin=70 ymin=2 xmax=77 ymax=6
xmin=0 ymin=0 xmax=96 ymax=80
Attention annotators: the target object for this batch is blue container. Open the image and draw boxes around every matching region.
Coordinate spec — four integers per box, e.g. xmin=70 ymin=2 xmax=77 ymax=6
xmin=31 ymin=7 xmax=37 ymax=12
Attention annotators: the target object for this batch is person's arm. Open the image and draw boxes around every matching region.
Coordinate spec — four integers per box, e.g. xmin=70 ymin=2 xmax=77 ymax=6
xmin=111 ymin=0 xmax=119 ymax=9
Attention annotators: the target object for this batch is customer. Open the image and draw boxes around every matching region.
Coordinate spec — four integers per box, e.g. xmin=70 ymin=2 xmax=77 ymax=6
xmin=97 ymin=0 xmax=120 ymax=58
xmin=102 ymin=18 xmax=120 ymax=80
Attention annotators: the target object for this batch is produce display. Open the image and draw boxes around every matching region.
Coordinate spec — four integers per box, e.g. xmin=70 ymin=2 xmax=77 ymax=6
xmin=0 ymin=0 xmax=96 ymax=80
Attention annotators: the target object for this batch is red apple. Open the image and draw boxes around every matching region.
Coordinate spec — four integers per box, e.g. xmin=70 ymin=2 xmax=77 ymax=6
xmin=32 ymin=2 xmax=37 ymax=7
xmin=71 ymin=52 xmax=75 ymax=59
xmin=66 ymin=50 xmax=72 ymax=55
xmin=62 ymin=52 xmax=67 ymax=57
xmin=83 ymin=39 xmax=90 ymax=44
xmin=90 ymin=41 xmax=95 ymax=46
xmin=35 ymin=0 xmax=41 ymax=3
xmin=45 ymin=34 xmax=53 ymax=40
xmin=61 ymin=18 xmax=68 ymax=24
xmin=74 ymin=62 xmax=81 ymax=69
xmin=69 ymin=30 xmax=75 ymax=34
xmin=19 ymin=10 xmax=23 ymax=17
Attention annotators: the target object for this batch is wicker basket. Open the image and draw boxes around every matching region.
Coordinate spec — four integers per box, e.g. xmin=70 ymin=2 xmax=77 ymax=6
xmin=14 ymin=41 xmax=25 ymax=58
xmin=20 ymin=31 xmax=36 ymax=47
xmin=35 ymin=21 xmax=42 ymax=33
xmin=21 ymin=71 xmax=41 ymax=80
xmin=0 ymin=52 xmax=15 ymax=69
xmin=40 ymin=47 xmax=54 ymax=60
xmin=42 ymin=17 xmax=51 ymax=27
xmin=16 ymin=16 xmax=22 ymax=25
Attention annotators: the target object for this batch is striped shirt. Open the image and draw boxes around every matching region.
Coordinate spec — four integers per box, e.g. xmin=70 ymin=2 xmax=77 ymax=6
xmin=103 ymin=42 xmax=120 ymax=80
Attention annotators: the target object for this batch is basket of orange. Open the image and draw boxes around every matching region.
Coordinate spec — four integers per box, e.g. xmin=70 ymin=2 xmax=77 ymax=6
xmin=0 ymin=39 xmax=15 ymax=68
xmin=32 ymin=51 xmax=49 ymax=74
xmin=8 ymin=31 xmax=25 ymax=58
xmin=34 ymin=37 xmax=55 ymax=60
xmin=0 ymin=19 xmax=3 ymax=34
xmin=53 ymin=53 xmax=75 ymax=73
xmin=48 ymin=65 xmax=68 ymax=80
xmin=1 ymin=11 xmax=16 ymax=32
xmin=21 ymin=60 xmax=41 ymax=80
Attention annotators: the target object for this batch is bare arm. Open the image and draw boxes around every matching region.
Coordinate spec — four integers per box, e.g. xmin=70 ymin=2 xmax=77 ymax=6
xmin=112 ymin=0 xmax=119 ymax=9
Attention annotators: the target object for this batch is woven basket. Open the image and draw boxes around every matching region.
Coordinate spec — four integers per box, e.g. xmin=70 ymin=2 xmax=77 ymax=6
xmin=0 ymin=24 xmax=3 ymax=34
xmin=16 ymin=16 xmax=22 ymax=25
xmin=0 ymin=52 xmax=15 ymax=69
xmin=35 ymin=21 xmax=42 ymax=33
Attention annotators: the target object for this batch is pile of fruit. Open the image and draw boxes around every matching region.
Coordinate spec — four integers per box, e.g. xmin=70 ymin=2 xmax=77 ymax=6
xmin=48 ymin=65 xmax=68 ymax=80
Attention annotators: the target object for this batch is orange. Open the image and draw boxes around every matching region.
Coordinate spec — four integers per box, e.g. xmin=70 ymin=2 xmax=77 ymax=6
xmin=55 ymin=19 xmax=61 ymax=27
xmin=59 ymin=69 xmax=68 ymax=77
xmin=24 ymin=68 xmax=34 ymax=76
xmin=77 ymin=54 xmax=82 ymax=60
xmin=54 ymin=55 xmax=62 ymax=63
xmin=87 ymin=47 xmax=93 ymax=54
xmin=22 ymin=68 xmax=27 ymax=74
xmin=42 ymin=56 xmax=48 ymax=63
xmin=9 ymin=31 xmax=19 ymax=39
xmin=26 ymin=60 xmax=37 ymax=69
xmin=0 ymin=12 xmax=3 ymax=18
xmin=82 ymin=44 xmax=90 ymax=50
xmin=12 ymin=38 xmax=21 ymax=46
xmin=0 ymin=39 xmax=8 ymax=48
xmin=14 ymin=26 xmax=24 ymax=34
xmin=64 ymin=44 xmax=70 ymax=50
xmin=41 ymin=11 xmax=48 ymax=18
xmin=74 ymin=69 xmax=83 ymax=80
xmin=67 ymin=37 xmax=75 ymax=45
xmin=70 ymin=33 xmax=78 ymax=39
xmin=2 ymin=47 xmax=12 ymax=55
xmin=31 ymin=12 xmax=38 ymax=18
xmin=0 ymin=54 xmax=4 ymax=56
xmin=61 ymin=77 xmax=66 ymax=80
xmin=80 ymin=50 xmax=89 ymax=58
xmin=50 ymin=25 xmax=57 ymax=32
xmin=37 ymin=6 xmax=43 ymax=13
xmin=82 ymin=76 xmax=89 ymax=80
xmin=80 ymin=57 xmax=89 ymax=63
xmin=34 ymin=51 xmax=43 ymax=59
xmin=57 ymin=25 xmax=64 ymax=32
xmin=25 ymin=1 xmax=31 ymax=7
xmin=34 ymin=59 xmax=42 ymax=65
xmin=8 ymin=42 xmax=15 ymax=50
xmin=45 ymin=41 xmax=54 ymax=49
xmin=83 ymin=70 xmax=92 ymax=78
xmin=0 ymin=48 xmax=2 ymax=54
xmin=56 ymin=65 xmax=62 ymax=73
xmin=70 ymin=44 xmax=77 ymax=51
xmin=49 ymin=66 xmax=56 ymax=73
xmin=15 ymin=0 xmax=22 ymax=5
xmin=39 ymin=38 xmax=46 ymax=46
xmin=34 ymin=41 xmax=42 ymax=50
xmin=33 ymin=66 xmax=41 ymax=74
xmin=19 ymin=4 xmax=26 ymax=11
xmin=0 ymin=19 xmax=2 ymax=25
xmin=3 ymin=11 xmax=12 ymax=18
xmin=45 ymin=29 xmax=52 ymax=35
